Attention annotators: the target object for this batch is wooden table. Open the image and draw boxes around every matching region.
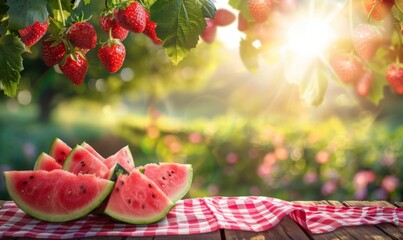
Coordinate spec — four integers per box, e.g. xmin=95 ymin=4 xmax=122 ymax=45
xmin=1 ymin=200 xmax=402 ymax=240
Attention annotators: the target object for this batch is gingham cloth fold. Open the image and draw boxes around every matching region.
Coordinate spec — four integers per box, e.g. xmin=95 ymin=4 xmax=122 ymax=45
xmin=0 ymin=196 xmax=402 ymax=239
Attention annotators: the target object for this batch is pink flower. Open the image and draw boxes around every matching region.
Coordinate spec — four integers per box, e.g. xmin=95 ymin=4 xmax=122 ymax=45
xmin=188 ymin=132 xmax=203 ymax=144
xmin=321 ymin=180 xmax=338 ymax=196
xmin=226 ymin=152 xmax=238 ymax=165
xmin=315 ymin=150 xmax=330 ymax=164
xmin=263 ymin=152 xmax=276 ymax=166
xmin=275 ymin=146 xmax=288 ymax=160
xmin=303 ymin=171 xmax=318 ymax=185
xmin=353 ymin=170 xmax=376 ymax=188
xmin=381 ymin=175 xmax=400 ymax=193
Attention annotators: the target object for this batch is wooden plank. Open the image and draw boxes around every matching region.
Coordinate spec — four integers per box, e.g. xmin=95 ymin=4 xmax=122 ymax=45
xmin=343 ymin=201 xmax=402 ymax=240
xmin=153 ymin=230 xmax=223 ymax=240
xmin=395 ymin=202 xmax=403 ymax=208
xmin=0 ymin=200 xmax=5 ymax=209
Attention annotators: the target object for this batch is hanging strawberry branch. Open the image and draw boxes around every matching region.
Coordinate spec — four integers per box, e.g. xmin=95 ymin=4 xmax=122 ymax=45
xmin=0 ymin=0 xmax=216 ymax=97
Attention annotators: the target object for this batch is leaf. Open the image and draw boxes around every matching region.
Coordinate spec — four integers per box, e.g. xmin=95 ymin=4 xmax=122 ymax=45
xmin=0 ymin=34 xmax=25 ymax=97
xmin=365 ymin=72 xmax=387 ymax=105
xmin=150 ymin=0 xmax=215 ymax=64
xmin=7 ymin=0 xmax=48 ymax=30
xmin=228 ymin=0 xmax=253 ymax=21
xmin=47 ymin=0 xmax=77 ymax=23
xmin=239 ymin=37 xmax=259 ymax=74
xmin=299 ymin=64 xmax=328 ymax=106
xmin=199 ymin=0 xmax=216 ymax=18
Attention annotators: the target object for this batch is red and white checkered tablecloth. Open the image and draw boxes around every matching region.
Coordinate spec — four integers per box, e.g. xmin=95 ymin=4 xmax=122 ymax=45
xmin=0 ymin=196 xmax=402 ymax=239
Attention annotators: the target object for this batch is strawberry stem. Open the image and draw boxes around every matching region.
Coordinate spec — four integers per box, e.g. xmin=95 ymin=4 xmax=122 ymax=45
xmin=57 ymin=0 xmax=66 ymax=26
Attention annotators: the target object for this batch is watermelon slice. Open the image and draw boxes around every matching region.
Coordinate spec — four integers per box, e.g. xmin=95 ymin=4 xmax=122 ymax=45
xmin=81 ymin=141 xmax=105 ymax=161
xmin=103 ymin=146 xmax=135 ymax=172
xmin=104 ymin=169 xmax=174 ymax=224
xmin=4 ymin=170 xmax=113 ymax=222
xmin=63 ymin=145 xmax=109 ymax=179
xmin=143 ymin=163 xmax=193 ymax=202
xmin=49 ymin=138 xmax=72 ymax=165
xmin=33 ymin=152 xmax=62 ymax=171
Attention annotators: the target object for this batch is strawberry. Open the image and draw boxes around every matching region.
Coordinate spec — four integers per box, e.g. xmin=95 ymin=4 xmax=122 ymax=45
xmin=355 ymin=70 xmax=372 ymax=96
xmin=115 ymin=1 xmax=148 ymax=33
xmin=386 ymin=63 xmax=403 ymax=94
xmin=41 ymin=38 xmax=66 ymax=66
xmin=213 ymin=9 xmax=236 ymax=26
xmin=331 ymin=54 xmax=364 ymax=84
xmin=248 ymin=0 xmax=273 ymax=23
xmin=352 ymin=24 xmax=382 ymax=60
xmin=237 ymin=13 xmax=249 ymax=32
xmin=99 ymin=14 xmax=129 ymax=41
xmin=144 ymin=20 xmax=162 ymax=45
xmin=59 ymin=53 xmax=88 ymax=85
xmin=363 ymin=0 xmax=395 ymax=21
xmin=98 ymin=39 xmax=126 ymax=73
xmin=67 ymin=21 xmax=97 ymax=49
xmin=201 ymin=18 xmax=217 ymax=44
xmin=19 ymin=20 xmax=48 ymax=47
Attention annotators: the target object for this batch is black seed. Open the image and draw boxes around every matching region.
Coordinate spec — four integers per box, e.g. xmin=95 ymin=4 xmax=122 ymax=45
xmin=22 ymin=181 xmax=28 ymax=185
xmin=83 ymin=188 xmax=86 ymax=194
xmin=80 ymin=185 xmax=84 ymax=189
xmin=152 ymin=194 xmax=155 ymax=199
xmin=29 ymin=176 xmax=34 ymax=179
xmin=116 ymin=187 xmax=120 ymax=192
xmin=171 ymin=170 xmax=175 ymax=174
xmin=121 ymin=181 xmax=124 ymax=186
xmin=141 ymin=204 xmax=145 ymax=209
xmin=162 ymin=177 xmax=166 ymax=180
xmin=148 ymin=184 xmax=152 ymax=188
xmin=168 ymin=174 xmax=171 ymax=177
xmin=128 ymin=198 xmax=131 ymax=204
xmin=61 ymin=151 xmax=66 ymax=155
xmin=57 ymin=159 xmax=62 ymax=163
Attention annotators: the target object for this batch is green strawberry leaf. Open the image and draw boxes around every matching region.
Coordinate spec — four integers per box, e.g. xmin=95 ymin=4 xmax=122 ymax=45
xmin=228 ymin=0 xmax=253 ymax=21
xmin=7 ymin=0 xmax=48 ymax=30
xmin=47 ymin=0 xmax=77 ymax=23
xmin=365 ymin=72 xmax=387 ymax=105
xmin=199 ymin=0 xmax=216 ymax=18
xmin=239 ymin=37 xmax=259 ymax=74
xmin=0 ymin=34 xmax=25 ymax=97
xmin=299 ymin=64 xmax=328 ymax=106
xmin=83 ymin=0 xmax=91 ymax=5
xmin=150 ymin=0 xmax=216 ymax=64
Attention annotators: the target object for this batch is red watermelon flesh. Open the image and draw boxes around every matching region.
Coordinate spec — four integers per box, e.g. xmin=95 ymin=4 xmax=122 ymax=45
xmin=49 ymin=138 xmax=72 ymax=165
xmin=104 ymin=169 xmax=174 ymax=224
xmin=81 ymin=141 xmax=105 ymax=161
xmin=143 ymin=163 xmax=193 ymax=202
xmin=103 ymin=146 xmax=135 ymax=172
xmin=4 ymin=169 xmax=113 ymax=222
xmin=33 ymin=152 xmax=62 ymax=171
xmin=63 ymin=145 xmax=109 ymax=179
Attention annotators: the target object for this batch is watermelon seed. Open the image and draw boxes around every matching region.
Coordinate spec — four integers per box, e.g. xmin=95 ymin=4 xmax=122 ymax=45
xmin=148 ymin=184 xmax=152 ymax=188
xmin=162 ymin=177 xmax=166 ymax=180
xmin=68 ymin=190 xmax=72 ymax=196
xmin=80 ymin=161 xmax=85 ymax=167
xmin=29 ymin=176 xmax=34 ymax=179
xmin=168 ymin=173 xmax=171 ymax=177
xmin=161 ymin=184 xmax=166 ymax=188
xmin=61 ymin=151 xmax=66 ymax=155
xmin=22 ymin=181 xmax=28 ymax=185
xmin=152 ymin=194 xmax=155 ymax=198
xmin=116 ymin=187 xmax=120 ymax=192
xmin=169 ymin=180 xmax=173 ymax=184
xmin=141 ymin=204 xmax=145 ymax=209
xmin=127 ymin=198 xmax=131 ymax=204
xmin=171 ymin=170 xmax=175 ymax=174
xmin=121 ymin=181 xmax=124 ymax=186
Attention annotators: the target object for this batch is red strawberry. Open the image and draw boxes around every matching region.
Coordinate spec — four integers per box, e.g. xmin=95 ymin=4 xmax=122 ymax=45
xmin=115 ymin=1 xmax=148 ymax=33
xmin=363 ymin=0 xmax=395 ymax=21
xmin=238 ymin=13 xmax=249 ymax=32
xmin=98 ymin=40 xmax=126 ymax=73
xmin=59 ymin=53 xmax=88 ymax=85
xmin=99 ymin=14 xmax=129 ymax=41
xmin=67 ymin=21 xmax=97 ymax=49
xmin=386 ymin=63 xmax=403 ymax=94
xmin=41 ymin=39 xmax=66 ymax=66
xmin=19 ymin=20 xmax=48 ymax=47
xmin=331 ymin=54 xmax=364 ymax=84
xmin=352 ymin=24 xmax=382 ymax=60
xmin=213 ymin=9 xmax=236 ymax=26
xmin=248 ymin=0 xmax=273 ymax=23
xmin=355 ymin=70 xmax=372 ymax=96
xmin=201 ymin=18 xmax=217 ymax=44
xmin=144 ymin=20 xmax=162 ymax=45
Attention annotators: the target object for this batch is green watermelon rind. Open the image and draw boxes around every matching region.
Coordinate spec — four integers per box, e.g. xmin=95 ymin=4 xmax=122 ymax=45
xmin=33 ymin=152 xmax=59 ymax=170
xmin=4 ymin=171 xmax=114 ymax=222
xmin=107 ymin=163 xmax=129 ymax=182
xmin=104 ymin=202 xmax=175 ymax=225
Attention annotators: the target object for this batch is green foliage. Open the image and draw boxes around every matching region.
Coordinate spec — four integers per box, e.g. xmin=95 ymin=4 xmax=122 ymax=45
xmin=0 ymin=34 xmax=25 ymax=97
xmin=239 ymin=38 xmax=258 ymax=74
xmin=150 ymin=0 xmax=215 ymax=64
xmin=7 ymin=0 xmax=48 ymax=30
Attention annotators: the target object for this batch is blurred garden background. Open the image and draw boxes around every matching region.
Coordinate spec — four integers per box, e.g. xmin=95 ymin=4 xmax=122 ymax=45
xmin=0 ymin=0 xmax=402 ymax=202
